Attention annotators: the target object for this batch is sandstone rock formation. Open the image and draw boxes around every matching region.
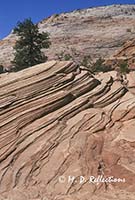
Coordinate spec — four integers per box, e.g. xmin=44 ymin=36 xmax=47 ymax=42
xmin=1 ymin=5 xmax=135 ymax=67
xmin=0 ymin=61 xmax=135 ymax=200
xmin=105 ymin=38 xmax=135 ymax=70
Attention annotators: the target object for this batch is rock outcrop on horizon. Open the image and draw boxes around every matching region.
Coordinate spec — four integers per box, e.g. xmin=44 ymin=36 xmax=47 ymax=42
xmin=0 ymin=61 xmax=135 ymax=200
xmin=1 ymin=5 xmax=135 ymax=66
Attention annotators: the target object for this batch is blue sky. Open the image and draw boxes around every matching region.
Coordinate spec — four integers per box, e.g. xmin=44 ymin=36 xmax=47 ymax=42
xmin=0 ymin=0 xmax=135 ymax=39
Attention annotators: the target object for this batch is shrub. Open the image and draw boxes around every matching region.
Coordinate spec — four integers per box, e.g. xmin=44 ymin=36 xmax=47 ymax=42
xmin=81 ymin=55 xmax=93 ymax=69
xmin=119 ymin=60 xmax=129 ymax=74
xmin=126 ymin=28 xmax=132 ymax=32
xmin=64 ymin=53 xmax=72 ymax=61
xmin=56 ymin=51 xmax=72 ymax=61
xmin=92 ymin=58 xmax=111 ymax=73
xmin=0 ymin=65 xmax=3 ymax=74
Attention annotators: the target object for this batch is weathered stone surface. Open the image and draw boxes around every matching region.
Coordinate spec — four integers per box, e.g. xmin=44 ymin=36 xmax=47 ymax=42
xmin=0 ymin=61 xmax=135 ymax=199
xmin=105 ymin=38 xmax=135 ymax=70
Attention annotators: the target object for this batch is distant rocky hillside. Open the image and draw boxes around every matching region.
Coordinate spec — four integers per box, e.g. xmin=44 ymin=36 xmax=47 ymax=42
xmin=1 ymin=4 xmax=135 ymax=67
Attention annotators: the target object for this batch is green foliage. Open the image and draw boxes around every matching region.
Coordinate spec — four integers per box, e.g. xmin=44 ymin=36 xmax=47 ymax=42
xmin=81 ymin=55 xmax=92 ymax=69
xmin=64 ymin=53 xmax=72 ymax=61
xmin=0 ymin=65 xmax=3 ymax=74
xmin=81 ymin=56 xmax=111 ymax=73
xmin=92 ymin=57 xmax=111 ymax=73
xmin=56 ymin=51 xmax=72 ymax=61
xmin=12 ymin=18 xmax=51 ymax=71
xmin=119 ymin=60 xmax=129 ymax=74
xmin=55 ymin=14 xmax=59 ymax=17
xmin=126 ymin=28 xmax=132 ymax=32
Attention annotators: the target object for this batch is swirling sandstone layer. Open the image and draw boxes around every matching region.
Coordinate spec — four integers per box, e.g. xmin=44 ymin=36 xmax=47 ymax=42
xmin=0 ymin=61 xmax=135 ymax=200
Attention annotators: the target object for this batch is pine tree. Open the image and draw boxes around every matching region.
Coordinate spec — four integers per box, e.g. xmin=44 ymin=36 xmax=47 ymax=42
xmin=12 ymin=18 xmax=51 ymax=71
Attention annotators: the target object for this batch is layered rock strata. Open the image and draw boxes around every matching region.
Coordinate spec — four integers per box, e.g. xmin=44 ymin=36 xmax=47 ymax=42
xmin=0 ymin=61 xmax=135 ymax=200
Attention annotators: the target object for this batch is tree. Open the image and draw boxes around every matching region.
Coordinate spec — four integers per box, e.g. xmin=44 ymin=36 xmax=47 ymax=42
xmin=12 ymin=18 xmax=51 ymax=71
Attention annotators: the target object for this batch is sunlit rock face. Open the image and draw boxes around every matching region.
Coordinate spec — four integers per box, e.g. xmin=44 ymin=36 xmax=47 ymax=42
xmin=0 ymin=61 xmax=135 ymax=200
xmin=1 ymin=4 xmax=135 ymax=67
